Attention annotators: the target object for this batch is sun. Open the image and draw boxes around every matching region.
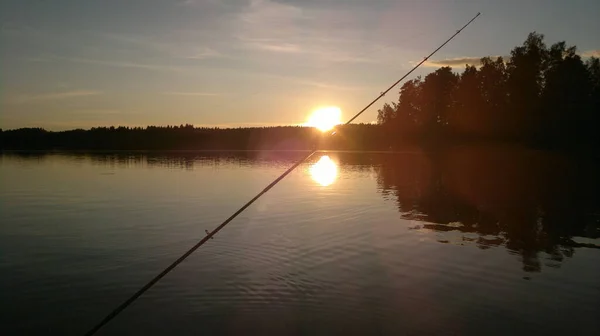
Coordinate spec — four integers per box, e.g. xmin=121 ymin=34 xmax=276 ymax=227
xmin=306 ymin=106 xmax=342 ymax=132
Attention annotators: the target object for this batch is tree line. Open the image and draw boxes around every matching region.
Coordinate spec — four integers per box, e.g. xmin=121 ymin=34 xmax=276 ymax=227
xmin=377 ymin=32 xmax=600 ymax=153
xmin=0 ymin=124 xmax=386 ymax=150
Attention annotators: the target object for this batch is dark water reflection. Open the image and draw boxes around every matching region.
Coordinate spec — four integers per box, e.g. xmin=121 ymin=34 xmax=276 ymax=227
xmin=5 ymin=150 xmax=315 ymax=169
xmin=1 ymin=148 xmax=599 ymax=335
xmin=5 ymin=148 xmax=600 ymax=273
xmin=376 ymin=145 xmax=600 ymax=273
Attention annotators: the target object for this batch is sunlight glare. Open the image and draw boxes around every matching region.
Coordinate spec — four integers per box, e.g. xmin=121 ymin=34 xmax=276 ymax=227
xmin=309 ymin=155 xmax=338 ymax=187
xmin=306 ymin=106 xmax=342 ymax=132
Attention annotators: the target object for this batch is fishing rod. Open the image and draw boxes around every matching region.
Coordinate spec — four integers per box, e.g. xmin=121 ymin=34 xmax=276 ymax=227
xmin=84 ymin=12 xmax=480 ymax=336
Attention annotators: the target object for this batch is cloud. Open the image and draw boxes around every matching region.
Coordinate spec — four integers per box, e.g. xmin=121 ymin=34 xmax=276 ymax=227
xmin=582 ymin=50 xmax=600 ymax=58
xmin=423 ymin=56 xmax=484 ymax=68
xmin=177 ymin=0 xmax=222 ymax=6
xmin=65 ymin=57 xmax=183 ymax=72
xmin=68 ymin=109 xmax=122 ymax=115
xmin=240 ymin=0 xmax=303 ymax=25
xmin=419 ymin=51 xmax=600 ymax=68
xmin=264 ymin=74 xmax=368 ymax=91
xmin=247 ymin=40 xmax=302 ymax=53
xmin=26 ymin=55 xmax=184 ymax=72
xmin=240 ymin=37 xmax=376 ymax=63
xmin=25 ymin=56 xmax=53 ymax=63
xmin=184 ymin=47 xmax=222 ymax=59
xmin=98 ymin=31 xmax=223 ymax=61
xmin=99 ymin=32 xmax=170 ymax=51
xmin=419 ymin=55 xmax=506 ymax=68
xmin=236 ymin=0 xmax=376 ymax=64
xmin=0 ymin=23 xmax=41 ymax=36
xmin=10 ymin=90 xmax=102 ymax=104
xmin=291 ymin=79 xmax=366 ymax=91
xmin=163 ymin=92 xmax=219 ymax=96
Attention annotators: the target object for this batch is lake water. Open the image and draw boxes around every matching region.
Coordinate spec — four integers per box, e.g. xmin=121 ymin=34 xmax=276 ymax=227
xmin=1 ymin=148 xmax=599 ymax=335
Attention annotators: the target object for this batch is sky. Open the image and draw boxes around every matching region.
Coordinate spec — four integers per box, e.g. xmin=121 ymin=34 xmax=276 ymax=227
xmin=1 ymin=0 xmax=599 ymax=130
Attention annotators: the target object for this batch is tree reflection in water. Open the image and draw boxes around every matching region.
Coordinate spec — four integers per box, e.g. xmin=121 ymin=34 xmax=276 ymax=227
xmin=7 ymin=149 xmax=598 ymax=274
xmin=376 ymin=145 xmax=600 ymax=273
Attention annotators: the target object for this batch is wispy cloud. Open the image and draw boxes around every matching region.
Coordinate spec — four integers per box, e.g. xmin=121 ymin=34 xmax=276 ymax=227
xmin=25 ymin=56 xmax=53 ymax=63
xmin=98 ymin=32 xmax=169 ymax=51
xmin=240 ymin=0 xmax=303 ymax=26
xmin=9 ymin=90 xmax=102 ymax=104
xmin=163 ymin=92 xmax=219 ymax=96
xmin=582 ymin=50 xmax=600 ymax=58
xmin=265 ymin=74 xmax=369 ymax=91
xmin=65 ymin=57 xmax=183 ymax=72
xmin=184 ymin=47 xmax=222 ymax=60
xmin=0 ymin=23 xmax=42 ymax=37
xmin=236 ymin=0 xmax=376 ymax=64
xmin=423 ymin=56 xmax=484 ymax=68
xmin=28 ymin=54 xmax=196 ymax=72
xmin=67 ymin=108 xmax=122 ymax=115
xmin=420 ymin=56 xmax=506 ymax=68
xmin=98 ymin=31 xmax=223 ymax=61
xmin=420 ymin=51 xmax=600 ymax=69
xmin=177 ymin=0 xmax=224 ymax=7
xmin=291 ymin=79 xmax=367 ymax=91
xmin=240 ymin=37 xmax=376 ymax=64
xmin=247 ymin=40 xmax=302 ymax=53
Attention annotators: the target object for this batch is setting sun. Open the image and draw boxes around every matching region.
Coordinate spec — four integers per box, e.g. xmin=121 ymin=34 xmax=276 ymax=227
xmin=306 ymin=106 xmax=342 ymax=132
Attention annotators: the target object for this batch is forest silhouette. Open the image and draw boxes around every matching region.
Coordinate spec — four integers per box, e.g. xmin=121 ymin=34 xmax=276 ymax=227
xmin=377 ymin=32 xmax=600 ymax=153
xmin=1 ymin=32 xmax=599 ymax=153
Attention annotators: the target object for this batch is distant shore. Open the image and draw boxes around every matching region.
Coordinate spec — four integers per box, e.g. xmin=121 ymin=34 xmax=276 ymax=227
xmin=0 ymin=125 xmax=597 ymax=159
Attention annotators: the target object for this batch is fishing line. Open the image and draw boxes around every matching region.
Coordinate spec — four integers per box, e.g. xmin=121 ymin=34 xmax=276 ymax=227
xmin=84 ymin=12 xmax=480 ymax=336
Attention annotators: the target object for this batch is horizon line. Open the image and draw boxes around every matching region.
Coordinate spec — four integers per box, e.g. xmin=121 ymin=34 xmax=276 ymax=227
xmin=0 ymin=122 xmax=379 ymax=132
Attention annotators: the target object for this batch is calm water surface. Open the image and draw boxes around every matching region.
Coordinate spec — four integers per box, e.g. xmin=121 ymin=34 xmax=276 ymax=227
xmin=1 ymin=148 xmax=599 ymax=335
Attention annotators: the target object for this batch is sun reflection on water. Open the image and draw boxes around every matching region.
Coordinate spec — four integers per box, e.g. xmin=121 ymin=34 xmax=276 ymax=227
xmin=309 ymin=155 xmax=338 ymax=186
